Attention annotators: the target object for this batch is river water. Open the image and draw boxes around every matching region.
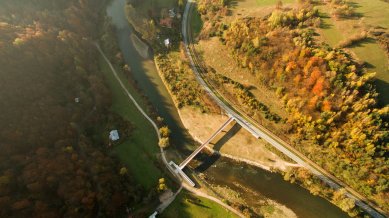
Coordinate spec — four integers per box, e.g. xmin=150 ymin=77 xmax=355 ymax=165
xmin=106 ymin=0 xmax=348 ymax=217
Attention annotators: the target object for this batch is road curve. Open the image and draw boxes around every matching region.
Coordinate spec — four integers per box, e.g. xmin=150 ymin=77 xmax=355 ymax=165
xmin=96 ymin=43 xmax=245 ymax=217
xmin=181 ymin=1 xmax=387 ymax=218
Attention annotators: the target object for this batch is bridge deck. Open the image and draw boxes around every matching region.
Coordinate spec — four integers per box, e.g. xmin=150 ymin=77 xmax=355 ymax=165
xmin=179 ymin=116 xmax=235 ymax=170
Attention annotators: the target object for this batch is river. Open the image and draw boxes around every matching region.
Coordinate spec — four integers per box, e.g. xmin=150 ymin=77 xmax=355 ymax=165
xmin=106 ymin=0 xmax=349 ymax=217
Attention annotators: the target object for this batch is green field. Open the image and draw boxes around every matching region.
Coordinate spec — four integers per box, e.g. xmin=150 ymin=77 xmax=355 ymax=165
xmin=190 ymin=6 xmax=203 ymax=38
xmin=318 ymin=12 xmax=344 ymax=47
xmin=354 ymin=0 xmax=389 ymax=29
xmin=99 ymin=56 xmax=162 ymax=189
xmin=99 ymin=52 xmax=241 ymax=217
xmin=161 ymin=191 xmax=238 ymax=218
xmin=317 ymin=0 xmax=389 ymax=105
xmin=133 ymin=0 xmax=177 ymax=16
xmin=351 ymin=40 xmax=389 ymax=104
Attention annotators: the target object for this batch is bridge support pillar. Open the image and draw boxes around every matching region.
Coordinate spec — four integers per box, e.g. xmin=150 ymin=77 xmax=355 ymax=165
xmin=169 ymin=161 xmax=195 ymax=187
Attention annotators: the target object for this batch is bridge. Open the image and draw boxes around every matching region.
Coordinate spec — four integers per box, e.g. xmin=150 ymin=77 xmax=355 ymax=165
xmin=170 ymin=116 xmax=235 ymax=186
xmin=179 ymin=1 xmax=387 ymax=217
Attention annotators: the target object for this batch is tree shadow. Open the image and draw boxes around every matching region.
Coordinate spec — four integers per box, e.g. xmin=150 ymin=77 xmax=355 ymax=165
xmin=375 ymin=79 xmax=389 ymax=107
xmin=347 ymin=37 xmax=376 ymax=48
xmin=319 ymin=13 xmax=334 ymax=30
xmin=228 ymin=0 xmax=243 ymax=9
xmin=362 ymin=61 xmax=375 ymax=69
xmin=185 ymin=195 xmax=211 ymax=208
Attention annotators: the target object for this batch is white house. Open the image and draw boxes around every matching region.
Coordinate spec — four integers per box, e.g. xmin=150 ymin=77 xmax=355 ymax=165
xmin=109 ymin=130 xmax=120 ymax=141
xmin=164 ymin=38 xmax=170 ymax=48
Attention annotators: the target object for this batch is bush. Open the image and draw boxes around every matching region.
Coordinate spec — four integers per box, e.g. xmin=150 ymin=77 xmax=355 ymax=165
xmin=337 ymin=31 xmax=368 ymax=48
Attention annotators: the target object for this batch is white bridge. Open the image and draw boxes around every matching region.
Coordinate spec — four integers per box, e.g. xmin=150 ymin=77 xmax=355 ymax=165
xmin=170 ymin=116 xmax=236 ymax=186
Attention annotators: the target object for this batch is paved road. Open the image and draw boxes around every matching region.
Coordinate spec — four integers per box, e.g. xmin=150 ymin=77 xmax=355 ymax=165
xmin=181 ymin=1 xmax=387 ymax=217
xmin=96 ymin=43 xmax=245 ymax=217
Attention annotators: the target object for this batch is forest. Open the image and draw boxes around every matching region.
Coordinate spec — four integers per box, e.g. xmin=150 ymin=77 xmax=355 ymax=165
xmin=0 ymin=0 xmax=144 ymax=217
xmin=197 ymin=0 xmax=388 ymax=215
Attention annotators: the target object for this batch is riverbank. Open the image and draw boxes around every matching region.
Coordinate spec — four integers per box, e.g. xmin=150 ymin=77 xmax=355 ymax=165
xmin=97 ymin=39 xmax=243 ymax=217
xmin=130 ymin=33 xmax=149 ymax=58
xmin=154 ymin=53 xmax=299 ymax=173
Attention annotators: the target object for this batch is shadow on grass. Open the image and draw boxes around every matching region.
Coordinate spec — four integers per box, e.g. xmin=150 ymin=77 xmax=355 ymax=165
xmin=185 ymin=195 xmax=211 ymax=209
xmin=228 ymin=0 xmax=244 ymax=9
xmin=319 ymin=13 xmax=334 ymax=29
xmin=347 ymin=37 xmax=376 ymax=48
xmin=375 ymin=79 xmax=389 ymax=107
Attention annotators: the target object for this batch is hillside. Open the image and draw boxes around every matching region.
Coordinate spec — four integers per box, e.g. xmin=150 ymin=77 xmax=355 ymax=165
xmin=0 ymin=0 xmax=144 ymax=217
xmin=195 ymin=0 xmax=389 ymax=216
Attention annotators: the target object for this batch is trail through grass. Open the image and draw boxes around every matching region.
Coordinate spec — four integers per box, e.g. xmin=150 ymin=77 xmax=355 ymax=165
xmin=99 ymin=56 xmax=161 ymax=189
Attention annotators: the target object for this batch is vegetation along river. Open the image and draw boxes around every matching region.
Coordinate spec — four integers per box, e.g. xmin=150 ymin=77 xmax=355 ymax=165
xmin=107 ymin=0 xmax=349 ymax=217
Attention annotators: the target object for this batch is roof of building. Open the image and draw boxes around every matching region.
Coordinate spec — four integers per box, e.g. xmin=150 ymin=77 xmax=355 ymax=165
xmin=109 ymin=130 xmax=120 ymax=141
xmin=164 ymin=38 xmax=170 ymax=47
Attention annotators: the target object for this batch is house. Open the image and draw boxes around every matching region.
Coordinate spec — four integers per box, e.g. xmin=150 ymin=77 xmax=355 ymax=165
xmin=164 ymin=38 xmax=170 ymax=48
xmin=109 ymin=130 xmax=120 ymax=141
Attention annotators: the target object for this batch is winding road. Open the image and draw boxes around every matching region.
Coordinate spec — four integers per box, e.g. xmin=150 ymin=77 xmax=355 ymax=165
xmin=182 ymin=1 xmax=387 ymax=218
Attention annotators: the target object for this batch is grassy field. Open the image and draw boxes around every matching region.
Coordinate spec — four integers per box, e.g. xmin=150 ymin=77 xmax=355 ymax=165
xmin=225 ymin=0 xmax=297 ymax=22
xmin=318 ymin=12 xmax=344 ymax=47
xmin=133 ymin=0 xmax=176 ymax=16
xmin=99 ymin=49 xmax=243 ymax=218
xmin=350 ymin=40 xmax=389 ymax=104
xmin=190 ymin=6 xmax=203 ymax=39
xmin=316 ymin=0 xmax=389 ymax=105
xmin=99 ymin=56 xmax=162 ymax=189
xmin=354 ymin=0 xmax=389 ymax=29
xmin=160 ymin=191 xmax=238 ymax=218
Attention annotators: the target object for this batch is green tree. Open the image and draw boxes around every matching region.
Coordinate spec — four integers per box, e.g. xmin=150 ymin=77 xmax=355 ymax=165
xmin=159 ymin=126 xmax=171 ymax=138
xmin=158 ymin=137 xmax=170 ymax=148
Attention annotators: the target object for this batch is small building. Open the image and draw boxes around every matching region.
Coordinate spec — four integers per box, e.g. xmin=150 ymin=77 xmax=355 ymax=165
xmin=74 ymin=97 xmax=80 ymax=103
xmin=109 ymin=130 xmax=120 ymax=141
xmin=164 ymin=38 xmax=170 ymax=48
